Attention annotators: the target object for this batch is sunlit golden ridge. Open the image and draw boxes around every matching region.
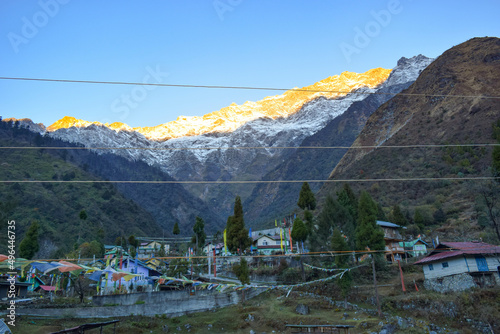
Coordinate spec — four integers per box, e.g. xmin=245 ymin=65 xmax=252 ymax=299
xmin=47 ymin=68 xmax=391 ymax=140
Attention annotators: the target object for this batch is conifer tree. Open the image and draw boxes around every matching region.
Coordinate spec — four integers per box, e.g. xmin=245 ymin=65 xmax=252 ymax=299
xmin=291 ymin=218 xmax=308 ymax=243
xmin=128 ymin=235 xmax=139 ymax=248
xmin=355 ymin=191 xmax=385 ymax=251
xmin=192 ymin=216 xmax=206 ymax=250
xmin=338 ymin=270 xmax=353 ymax=309
xmin=315 ymin=195 xmax=355 ymax=250
xmin=297 ymin=182 xmax=316 ymax=210
xmin=330 ymin=228 xmax=350 ymax=267
xmin=173 ymin=222 xmax=180 ymax=235
xmin=390 ymin=204 xmax=408 ymax=226
xmin=337 ymin=183 xmax=358 ymax=221
xmin=19 ymin=220 xmax=40 ymax=259
xmin=157 ymin=243 xmax=167 ymax=257
xmin=226 ymin=196 xmax=252 ymax=254
xmin=233 ymin=258 xmax=250 ymax=285
xmin=304 ymin=210 xmax=314 ymax=235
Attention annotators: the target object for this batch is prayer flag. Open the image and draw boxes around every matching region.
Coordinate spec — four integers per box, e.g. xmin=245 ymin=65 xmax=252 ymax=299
xmin=223 ymin=229 xmax=227 ymax=254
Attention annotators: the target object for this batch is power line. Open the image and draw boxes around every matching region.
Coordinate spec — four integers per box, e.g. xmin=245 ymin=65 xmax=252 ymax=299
xmin=0 ymin=177 xmax=497 ymax=184
xmin=12 ymin=247 xmax=490 ymax=262
xmin=1 ymin=76 xmax=499 ymax=99
xmin=0 ymin=143 xmax=498 ymax=151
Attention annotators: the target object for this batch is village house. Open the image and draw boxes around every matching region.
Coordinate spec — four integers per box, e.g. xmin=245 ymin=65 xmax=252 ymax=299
xmin=0 ymin=275 xmax=31 ymax=299
xmin=203 ymin=242 xmax=224 ymax=255
xmin=376 ymin=221 xmax=406 ymax=262
xmin=414 ymin=241 xmax=500 ymax=292
xmin=101 ymin=258 xmax=162 ymax=294
xmin=399 ymin=238 xmax=428 ymax=258
xmin=145 ymin=258 xmax=169 ymax=272
xmin=137 ymin=241 xmax=170 ymax=258
xmin=252 ymin=234 xmax=289 ymax=255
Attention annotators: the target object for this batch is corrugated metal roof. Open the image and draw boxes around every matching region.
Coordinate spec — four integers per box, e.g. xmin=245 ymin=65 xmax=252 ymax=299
xmin=399 ymin=238 xmax=428 ymax=248
xmin=376 ymin=220 xmax=405 ymax=228
xmin=414 ymin=241 xmax=500 ymax=265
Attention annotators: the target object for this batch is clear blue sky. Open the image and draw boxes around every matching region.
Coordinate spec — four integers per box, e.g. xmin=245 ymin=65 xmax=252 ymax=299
xmin=1 ymin=0 xmax=499 ymax=128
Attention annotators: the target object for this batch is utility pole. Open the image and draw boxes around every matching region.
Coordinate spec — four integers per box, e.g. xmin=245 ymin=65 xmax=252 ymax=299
xmin=213 ymin=248 xmax=217 ymax=278
xmin=208 ymin=245 xmax=211 ymax=276
xmin=398 ymin=260 xmax=406 ymax=293
xmin=371 ymin=254 xmax=382 ymax=317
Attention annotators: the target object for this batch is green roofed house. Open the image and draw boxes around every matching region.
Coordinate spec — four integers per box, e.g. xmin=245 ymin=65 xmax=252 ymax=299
xmin=399 ymin=238 xmax=428 ymax=258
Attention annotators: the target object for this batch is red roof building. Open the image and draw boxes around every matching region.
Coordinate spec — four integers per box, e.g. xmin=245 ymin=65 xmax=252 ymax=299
xmin=414 ymin=241 xmax=500 ymax=291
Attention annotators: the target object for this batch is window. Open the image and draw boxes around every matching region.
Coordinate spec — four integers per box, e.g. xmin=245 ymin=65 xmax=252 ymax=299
xmin=442 ymin=262 xmax=449 ymax=268
xmin=263 ymin=240 xmax=268 ymax=246
xmin=428 ymin=264 xmax=434 ymax=271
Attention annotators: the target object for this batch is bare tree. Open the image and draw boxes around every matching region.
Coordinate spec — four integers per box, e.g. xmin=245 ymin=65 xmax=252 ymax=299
xmin=476 ymin=180 xmax=500 ymax=242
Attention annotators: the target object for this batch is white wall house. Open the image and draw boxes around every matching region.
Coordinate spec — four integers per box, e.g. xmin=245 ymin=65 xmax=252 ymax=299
xmin=415 ymin=241 xmax=500 ymax=292
xmin=253 ymin=234 xmax=289 ymax=255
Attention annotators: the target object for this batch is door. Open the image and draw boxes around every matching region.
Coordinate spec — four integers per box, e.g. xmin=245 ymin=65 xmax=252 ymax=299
xmin=475 ymin=255 xmax=489 ymax=272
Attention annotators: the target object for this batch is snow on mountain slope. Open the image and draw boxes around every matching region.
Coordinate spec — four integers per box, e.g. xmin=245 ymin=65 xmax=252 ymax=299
xmin=25 ymin=55 xmax=433 ymax=220
xmin=47 ymin=68 xmax=391 ymax=141
xmin=49 ymin=56 xmax=431 ymax=178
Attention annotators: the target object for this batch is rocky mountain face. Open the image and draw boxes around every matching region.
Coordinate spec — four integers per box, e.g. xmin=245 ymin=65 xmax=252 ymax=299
xmin=321 ymin=37 xmax=500 ymax=239
xmin=13 ymin=55 xmax=432 ymax=229
xmin=243 ymin=55 xmax=433 ymax=225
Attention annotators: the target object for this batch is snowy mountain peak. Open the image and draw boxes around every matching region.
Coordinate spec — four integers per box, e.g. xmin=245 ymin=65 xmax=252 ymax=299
xmin=46 ymin=67 xmax=392 ymax=141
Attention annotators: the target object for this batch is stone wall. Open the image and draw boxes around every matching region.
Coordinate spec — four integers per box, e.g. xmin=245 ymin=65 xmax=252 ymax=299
xmin=424 ymin=273 xmax=477 ymax=293
xmin=13 ymin=288 xmax=265 ymax=319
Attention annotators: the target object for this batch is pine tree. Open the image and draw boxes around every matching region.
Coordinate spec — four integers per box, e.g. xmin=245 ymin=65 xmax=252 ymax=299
xmin=390 ymin=204 xmax=408 ymax=226
xmin=19 ymin=220 xmax=40 ymax=259
xmin=330 ymin=228 xmax=350 ymax=267
xmin=115 ymin=236 xmax=127 ymax=247
xmin=338 ymin=270 xmax=353 ymax=309
xmin=315 ymin=195 xmax=355 ymax=250
xmin=233 ymin=258 xmax=250 ymax=285
xmin=173 ymin=222 xmax=180 ymax=235
xmin=304 ymin=210 xmax=314 ymax=235
xmin=128 ymin=235 xmax=139 ymax=248
xmin=291 ymin=218 xmax=308 ymax=243
xmin=355 ymin=191 xmax=385 ymax=251
xmin=226 ymin=196 xmax=252 ymax=254
xmin=157 ymin=243 xmax=167 ymax=257
xmin=192 ymin=216 xmax=206 ymax=250
xmin=297 ymin=182 xmax=316 ymax=210
xmin=337 ymin=183 xmax=358 ymax=221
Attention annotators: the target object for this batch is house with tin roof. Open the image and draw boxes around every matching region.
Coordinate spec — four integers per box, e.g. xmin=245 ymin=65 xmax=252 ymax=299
xmin=376 ymin=221 xmax=406 ymax=262
xmin=414 ymin=241 xmax=500 ymax=292
xmin=399 ymin=238 xmax=428 ymax=258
